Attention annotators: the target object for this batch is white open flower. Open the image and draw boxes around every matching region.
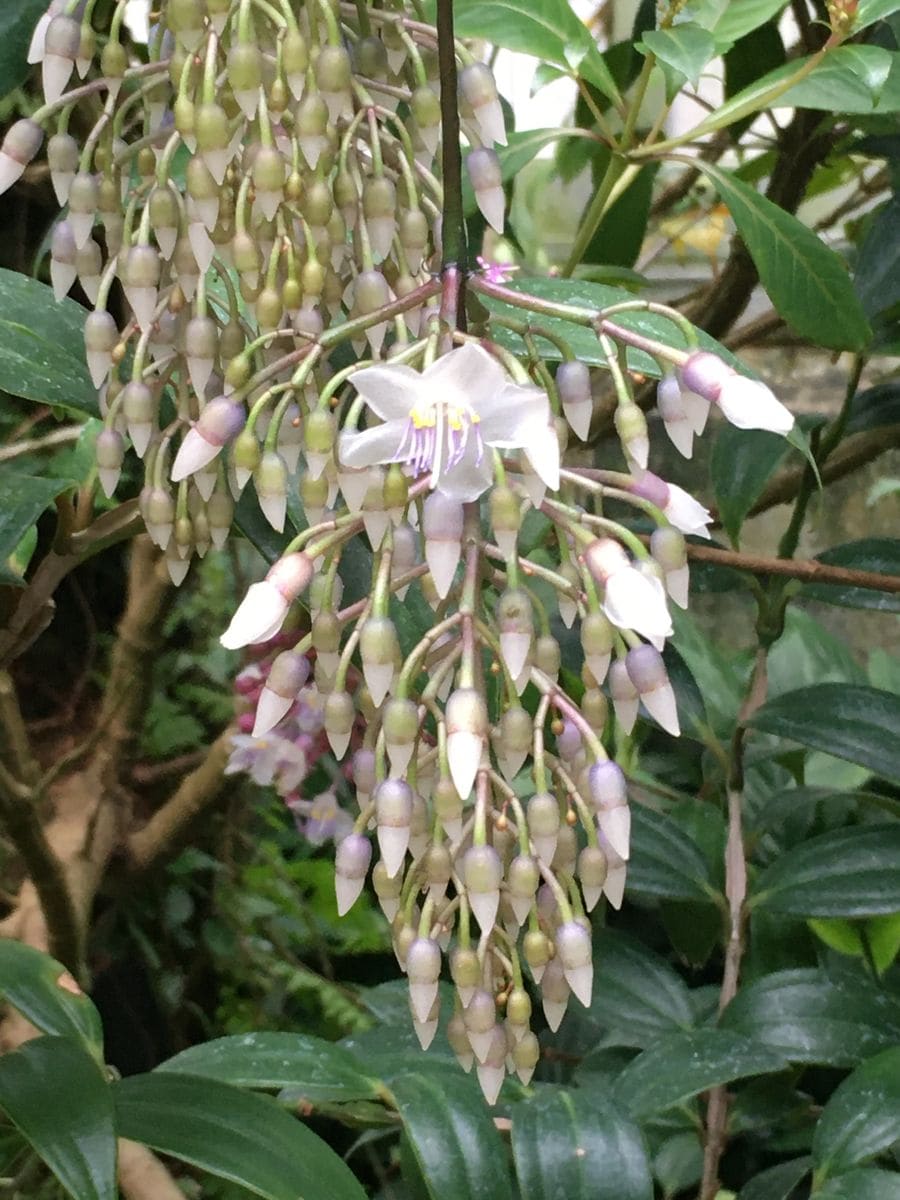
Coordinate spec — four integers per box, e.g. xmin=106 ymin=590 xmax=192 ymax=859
xmin=664 ymin=483 xmax=712 ymax=539
xmin=717 ymin=375 xmax=794 ymax=434
xmin=584 ymin=538 xmax=673 ymax=643
xmin=338 ymin=343 xmax=558 ymax=502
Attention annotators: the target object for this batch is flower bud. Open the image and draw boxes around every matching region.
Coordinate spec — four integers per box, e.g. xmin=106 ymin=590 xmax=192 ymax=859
xmin=411 ymin=85 xmax=441 ymax=157
xmin=448 ymin=1011 xmax=474 ymax=1072
xmin=359 ymin=616 xmax=399 ymax=707
xmin=220 ymin=553 xmax=313 ymax=649
xmin=315 ymin=44 xmax=352 ymax=122
xmin=407 ymin=937 xmax=442 ymax=1022
xmin=577 ymin=844 xmax=608 ymax=912
xmin=527 ymin=792 xmax=560 ymax=865
xmin=363 ymin=176 xmax=397 ymax=262
xmin=383 ymin=697 xmax=419 ymax=777
xmin=459 ymin=62 xmax=506 ymax=147
xmin=651 ymin=526 xmax=689 ymax=609
xmin=581 ymin=688 xmax=608 ymax=735
xmin=304 ymin=408 xmax=335 ymax=480
xmin=476 ymin=1024 xmax=507 ymax=1105
xmin=372 ymin=858 xmax=402 ymax=921
xmin=334 ymin=832 xmax=372 ymax=915
xmin=580 ymin=609 xmax=614 ymax=685
xmin=657 ymin=372 xmax=694 ymax=458
xmin=497 ymin=588 xmax=533 ymax=681
xmin=609 ymin=659 xmax=639 ymax=735
xmin=122 ymin=245 xmax=161 ymax=332
xmin=507 ymin=853 xmax=539 ymax=925
xmin=450 ymin=945 xmax=480 ymax=1005
xmin=172 ymin=397 xmax=245 ymax=482
xmin=47 ymin=131 xmax=78 ymax=205
xmin=614 ymin=402 xmax=649 ymax=471
xmin=49 ymin=220 xmax=77 ymax=301
xmin=433 ymin=776 xmax=463 ymax=842
xmin=540 ymin=954 xmax=570 ymax=1032
xmin=679 ymin=351 xmax=732 ymax=402
xmin=535 ymin=634 xmax=560 ymax=681
xmin=445 ymin=687 xmax=488 ymax=800
xmin=227 ymin=41 xmax=263 ymax=118
xmin=95 ymin=428 xmax=125 ymax=499
xmin=252 ymin=144 xmax=285 ymax=221
xmin=463 ymin=988 xmax=497 ymax=1063
xmin=295 ymin=92 xmax=329 ymax=168
xmin=489 ymin=484 xmax=520 ymax=561
xmin=207 ymin=488 xmax=234 ymax=550
xmin=462 ymin=843 xmax=502 ymax=934
xmin=555 ymin=920 xmax=593 ymax=1007
xmin=512 ymin=1030 xmax=539 ymax=1084
xmin=66 ymin=170 xmax=98 ymax=248
xmin=42 ymin=14 xmax=80 ymax=103
xmin=232 ymin=428 xmax=262 ymax=491
xmin=324 ymin=690 xmax=355 ymax=760
xmin=557 ymin=360 xmax=593 ymax=441
xmin=255 ymin=450 xmax=289 ymax=533
xmin=626 ymin=643 xmax=679 ymax=736
xmin=374 ymin=778 xmax=414 ymax=878
xmin=253 ymin=650 xmax=310 ymax=737
xmin=466 ymin=147 xmax=504 ymax=233
xmin=122 ymin=381 xmax=156 ymax=458
xmin=195 ymin=101 xmax=231 ymax=183
xmin=422 ymin=492 xmax=463 ymax=598
xmin=498 ymin=705 xmax=531 ymax=779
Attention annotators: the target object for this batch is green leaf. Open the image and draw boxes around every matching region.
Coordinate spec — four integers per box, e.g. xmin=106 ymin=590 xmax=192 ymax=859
xmin=855 ymin=0 xmax=900 ymax=31
xmin=616 ymin=1029 xmax=787 ymax=1119
xmin=626 ymin=804 xmax=718 ymax=903
xmin=0 ymin=270 xmax=96 ymax=417
xmin=721 ymin=968 xmax=900 ymax=1066
xmin=820 ymin=1168 xmax=900 ymax=1199
xmin=780 ymin=46 xmax=897 ymax=113
xmin=450 ymin=0 xmax=620 ymax=102
xmin=687 ymin=0 xmax=791 ymax=48
xmin=0 ymin=1036 xmax=116 ymax=1200
xmin=114 ymin=1072 xmax=366 ymax=1200
xmin=390 ymin=1071 xmax=514 ymax=1200
xmin=692 ymin=163 xmax=871 ymax=351
xmin=158 ymin=1032 xmax=381 ymax=1103
xmin=639 ymin=24 xmax=716 ymax=91
xmin=511 ymin=1084 xmax=653 ymax=1200
xmin=481 ymin=276 xmax=740 ymax=377
xmin=751 ymin=825 xmax=900 ymax=917
xmin=801 ymin=539 xmax=900 ymax=614
xmin=585 ymin=929 xmax=695 ymax=1048
xmin=0 ymin=2 xmax=47 ymax=97
xmin=846 ymin=381 xmax=900 ymax=434
xmin=738 ymin=1157 xmax=812 ymax=1200
xmin=0 ymin=942 xmax=103 ymax=1057
xmin=710 ymin=425 xmax=793 ymax=544
xmin=0 ymin=475 xmax=76 ymax=585
xmin=749 ymin=683 xmax=900 ymax=784
xmin=812 ymin=1047 xmax=900 ymax=1177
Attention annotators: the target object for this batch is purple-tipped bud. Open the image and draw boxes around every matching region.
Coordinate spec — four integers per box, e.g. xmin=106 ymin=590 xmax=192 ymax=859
xmin=459 ymin=62 xmax=506 ymax=147
xmin=172 ymin=398 xmax=245 ymax=483
xmin=334 ymin=833 xmax=372 ymax=916
xmin=253 ymin=651 xmax=310 ymax=737
xmin=0 ymin=120 xmax=44 ymax=196
xmin=626 ymin=644 xmax=680 ymax=737
xmin=609 ymin=659 xmax=639 ymax=735
xmin=407 ymin=937 xmax=442 ymax=1023
xmin=657 ymin=372 xmax=694 ymax=458
xmin=555 ymin=921 xmax=593 ymax=1007
xmin=679 ymin=351 xmax=733 ymax=402
xmin=95 ymin=428 xmax=124 ymax=499
xmin=540 ymin=954 xmax=570 ymax=1031
xmin=423 ymin=492 xmax=463 ymax=598
xmin=587 ymin=760 xmax=627 ymax=810
xmin=42 ymin=14 xmax=79 ymax=103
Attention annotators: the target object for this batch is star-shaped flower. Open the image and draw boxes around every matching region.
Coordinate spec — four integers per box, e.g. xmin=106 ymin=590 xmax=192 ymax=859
xmin=338 ymin=343 xmax=559 ymax=502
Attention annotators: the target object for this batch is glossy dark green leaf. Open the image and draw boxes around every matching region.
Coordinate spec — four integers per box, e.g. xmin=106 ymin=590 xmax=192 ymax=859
xmin=0 ymin=2 xmax=47 ymax=97
xmin=0 ymin=475 xmax=75 ymax=585
xmin=616 ymin=1029 xmax=787 ymax=1119
xmin=801 ymin=539 xmax=900 ymax=614
xmin=390 ymin=1071 xmax=513 ymax=1200
xmin=721 ymin=969 xmax=900 ymax=1066
xmin=626 ymin=804 xmax=718 ymax=903
xmin=738 ymin=1157 xmax=812 ymax=1200
xmin=694 ymin=163 xmax=871 ymax=351
xmin=711 ymin=425 xmax=793 ymax=544
xmin=749 ymin=684 xmax=900 ymax=784
xmin=115 ymin=1072 xmax=366 ymax=1200
xmin=0 ymin=1036 xmax=116 ymax=1200
xmin=854 ymin=198 xmax=900 ymax=318
xmin=158 ymin=1032 xmax=381 ymax=1103
xmin=781 ymin=46 xmax=897 ymax=113
xmin=820 ymin=1167 xmax=900 ymax=1199
xmin=585 ymin=161 xmax=658 ymax=269
xmin=812 ymin=1047 xmax=900 ymax=1176
xmin=0 ymin=270 xmax=96 ymax=416
xmin=511 ymin=1084 xmax=653 ymax=1200
xmin=0 ymin=942 xmax=103 ymax=1056
xmin=751 ymin=825 xmax=900 ymax=917
xmin=586 ymin=929 xmax=694 ymax=1047
xmin=846 ymin=381 xmax=900 ymax=434
xmin=855 ymin=0 xmax=900 ymax=31
xmin=482 ymin=276 xmax=740 ymax=377
xmin=639 ymin=24 xmax=716 ymax=91
xmin=451 ymin=0 xmax=619 ymax=102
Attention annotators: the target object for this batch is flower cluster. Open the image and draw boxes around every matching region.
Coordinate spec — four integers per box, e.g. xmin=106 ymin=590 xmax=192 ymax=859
xmin=10 ymin=0 xmax=796 ymax=1102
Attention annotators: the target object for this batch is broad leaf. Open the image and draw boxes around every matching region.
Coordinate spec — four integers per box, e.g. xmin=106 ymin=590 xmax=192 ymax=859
xmin=846 ymin=381 xmax=900 ymax=434
xmin=390 ymin=1070 xmax=514 ymax=1200
xmin=801 ymin=539 xmax=900 ymax=614
xmin=639 ymin=24 xmax=716 ymax=92
xmin=710 ymin=425 xmax=793 ymax=544
xmin=511 ymin=1084 xmax=653 ymax=1200
xmin=738 ymin=1157 xmax=812 ymax=1200
xmin=721 ymin=969 xmax=900 ymax=1066
xmin=586 ymin=929 xmax=695 ymax=1047
xmin=689 ymin=0 xmax=790 ymax=46
xmin=0 ymin=269 xmax=96 ymax=417
xmin=0 ymin=2 xmax=47 ymax=97
xmin=854 ymin=198 xmax=900 ymax=319
xmin=114 ymin=1072 xmax=366 ymax=1200
xmin=812 ymin=1047 xmax=900 ymax=1177
xmin=749 ymin=684 xmax=900 ymax=784
xmin=158 ymin=1032 xmax=381 ymax=1103
xmin=693 ymin=163 xmax=871 ymax=351
xmin=0 ymin=475 xmax=75 ymax=585
xmin=0 ymin=942 xmax=103 ymax=1057
xmin=820 ymin=1168 xmax=900 ymax=1199
xmin=751 ymin=825 xmax=900 ymax=918
xmin=855 ymin=0 xmax=900 ymax=30
xmin=0 ymin=1036 xmax=116 ymax=1200
xmin=617 ymin=1029 xmax=787 ymax=1118
xmin=626 ymin=804 xmax=718 ymax=903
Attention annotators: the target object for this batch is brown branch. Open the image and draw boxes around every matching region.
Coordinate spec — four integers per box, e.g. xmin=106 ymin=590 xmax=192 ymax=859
xmin=0 ymin=671 xmax=39 ymax=785
xmin=681 ymin=541 xmax=900 ymax=594
xmin=127 ymin=727 xmax=236 ymax=873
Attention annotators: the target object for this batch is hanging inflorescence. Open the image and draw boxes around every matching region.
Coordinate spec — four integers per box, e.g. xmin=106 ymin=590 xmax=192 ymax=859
xmin=7 ymin=0 xmax=797 ymax=1102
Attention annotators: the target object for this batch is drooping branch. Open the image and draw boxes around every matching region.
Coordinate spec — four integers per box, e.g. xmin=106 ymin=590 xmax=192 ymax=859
xmin=676 ymin=540 xmax=900 ymax=595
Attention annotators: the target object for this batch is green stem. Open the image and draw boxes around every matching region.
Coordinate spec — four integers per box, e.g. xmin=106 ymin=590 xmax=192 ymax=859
xmin=436 ymin=0 xmax=466 ymax=271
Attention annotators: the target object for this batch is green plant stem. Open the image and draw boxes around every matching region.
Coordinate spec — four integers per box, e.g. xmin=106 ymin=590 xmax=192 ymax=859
xmin=436 ymin=0 xmax=466 ymax=274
